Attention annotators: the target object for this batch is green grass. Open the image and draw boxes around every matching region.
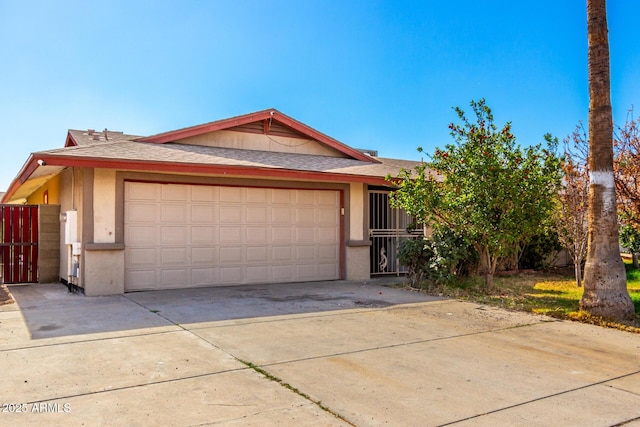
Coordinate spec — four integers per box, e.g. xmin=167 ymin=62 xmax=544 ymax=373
xmin=624 ymin=261 xmax=640 ymax=314
xmin=431 ymin=260 xmax=640 ymax=333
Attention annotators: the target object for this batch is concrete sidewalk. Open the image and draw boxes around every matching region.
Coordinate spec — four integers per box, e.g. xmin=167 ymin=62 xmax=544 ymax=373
xmin=1 ymin=281 xmax=639 ymax=426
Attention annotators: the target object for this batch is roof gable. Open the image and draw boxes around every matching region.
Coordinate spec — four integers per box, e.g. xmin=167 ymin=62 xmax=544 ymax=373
xmin=135 ymin=108 xmax=379 ymax=163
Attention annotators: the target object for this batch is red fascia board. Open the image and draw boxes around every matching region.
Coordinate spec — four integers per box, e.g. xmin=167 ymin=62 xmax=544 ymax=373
xmin=135 ymin=109 xmax=277 ymax=143
xmin=134 ymin=109 xmax=379 ymax=164
xmin=34 ymin=155 xmax=393 ymax=186
xmin=2 ymin=155 xmax=39 ymax=203
xmin=272 ymin=113 xmax=379 ymax=163
xmin=2 ymin=179 xmax=21 ymax=203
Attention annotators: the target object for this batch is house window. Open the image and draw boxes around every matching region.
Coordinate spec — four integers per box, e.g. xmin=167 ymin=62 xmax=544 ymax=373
xmin=43 ymin=190 xmax=49 ymax=204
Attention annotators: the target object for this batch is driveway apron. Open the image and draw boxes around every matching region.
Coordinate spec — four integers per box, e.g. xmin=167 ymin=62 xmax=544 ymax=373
xmin=1 ymin=281 xmax=639 ymax=426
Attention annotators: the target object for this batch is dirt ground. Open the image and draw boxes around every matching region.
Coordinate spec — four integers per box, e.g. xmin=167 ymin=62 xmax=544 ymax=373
xmin=0 ymin=284 xmax=14 ymax=305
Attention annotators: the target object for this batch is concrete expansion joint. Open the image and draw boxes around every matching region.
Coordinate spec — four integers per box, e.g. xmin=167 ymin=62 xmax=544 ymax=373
xmin=609 ymin=415 xmax=640 ymax=426
xmin=122 ymin=294 xmax=231 ymax=355
xmin=0 ymin=328 xmax=179 ymax=354
xmin=18 ymin=366 xmax=248 ymax=409
xmin=177 ymin=307 xmax=387 ymax=332
xmin=604 ymin=375 xmax=640 ymax=398
xmin=260 ymin=323 xmax=547 ymax=369
xmin=437 ymin=369 xmax=640 ymax=427
xmin=238 ymin=358 xmax=356 ymax=426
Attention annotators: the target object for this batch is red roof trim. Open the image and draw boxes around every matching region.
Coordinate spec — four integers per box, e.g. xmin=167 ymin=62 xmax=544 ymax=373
xmin=134 ymin=109 xmax=379 ymax=164
xmin=0 ymin=153 xmax=395 ymax=203
xmin=271 ymin=112 xmax=378 ymax=163
xmin=2 ymin=155 xmax=39 ymax=203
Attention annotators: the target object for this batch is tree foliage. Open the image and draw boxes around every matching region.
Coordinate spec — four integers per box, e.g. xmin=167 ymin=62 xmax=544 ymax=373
xmin=616 ymin=111 xmax=640 ymax=266
xmin=619 ymin=224 xmax=640 ymax=254
xmin=518 ymin=227 xmax=563 ymax=271
xmin=397 ymin=226 xmax=471 ymax=289
xmin=553 ymin=123 xmax=590 ymax=287
xmin=390 ymin=99 xmax=563 ymax=287
xmin=614 ymin=110 xmax=640 ymax=231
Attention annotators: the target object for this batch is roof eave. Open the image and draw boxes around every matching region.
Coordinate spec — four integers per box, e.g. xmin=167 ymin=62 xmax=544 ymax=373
xmin=2 ymin=154 xmax=40 ymax=203
xmin=25 ymin=155 xmax=393 ymax=186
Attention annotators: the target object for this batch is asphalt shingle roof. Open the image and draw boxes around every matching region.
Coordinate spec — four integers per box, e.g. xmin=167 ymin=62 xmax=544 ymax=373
xmin=46 ymin=130 xmax=422 ymax=179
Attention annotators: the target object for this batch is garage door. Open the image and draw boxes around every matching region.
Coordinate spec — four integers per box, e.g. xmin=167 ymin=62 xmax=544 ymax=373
xmin=124 ymin=182 xmax=341 ymax=291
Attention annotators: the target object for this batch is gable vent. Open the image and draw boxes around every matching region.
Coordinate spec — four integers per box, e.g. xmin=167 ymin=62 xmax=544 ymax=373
xmin=229 ymin=121 xmax=309 ymax=140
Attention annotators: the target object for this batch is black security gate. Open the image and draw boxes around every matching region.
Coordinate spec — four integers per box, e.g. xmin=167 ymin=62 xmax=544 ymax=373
xmin=1 ymin=205 xmax=39 ymax=283
xmin=368 ymin=191 xmax=421 ymax=275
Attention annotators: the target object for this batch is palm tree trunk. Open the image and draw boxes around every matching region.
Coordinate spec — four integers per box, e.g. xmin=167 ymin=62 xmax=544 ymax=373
xmin=580 ymin=0 xmax=635 ymax=321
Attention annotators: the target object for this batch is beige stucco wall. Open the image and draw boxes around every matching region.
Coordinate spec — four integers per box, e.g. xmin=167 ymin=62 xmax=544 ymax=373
xmin=57 ymin=168 xmax=82 ymax=285
xmin=83 ymin=250 xmax=124 ymax=296
xmin=80 ymin=168 xmax=125 ymax=296
xmin=345 ymin=182 xmax=370 ymax=280
xmin=349 ymin=183 xmax=365 ymax=240
xmin=180 ymin=130 xmax=348 ymax=158
xmin=345 ymin=246 xmax=370 ymax=280
xmin=93 ymin=169 xmax=117 ymax=243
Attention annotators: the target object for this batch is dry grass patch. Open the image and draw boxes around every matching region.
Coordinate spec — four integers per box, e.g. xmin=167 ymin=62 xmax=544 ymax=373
xmin=414 ymin=266 xmax=640 ymax=333
xmin=0 ymin=284 xmax=14 ymax=305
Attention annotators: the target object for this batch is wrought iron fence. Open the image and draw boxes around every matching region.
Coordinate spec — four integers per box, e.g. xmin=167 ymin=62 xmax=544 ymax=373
xmin=369 ymin=191 xmax=422 ymax=275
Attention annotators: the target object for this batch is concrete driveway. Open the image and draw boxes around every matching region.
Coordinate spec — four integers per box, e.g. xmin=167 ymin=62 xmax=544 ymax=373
xmin=1 ymin=280 xmax=639 ymax=426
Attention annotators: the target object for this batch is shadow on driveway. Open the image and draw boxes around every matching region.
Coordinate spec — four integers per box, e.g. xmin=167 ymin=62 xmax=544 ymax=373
xmin=7 ymin=278 xmax=441 ymax=339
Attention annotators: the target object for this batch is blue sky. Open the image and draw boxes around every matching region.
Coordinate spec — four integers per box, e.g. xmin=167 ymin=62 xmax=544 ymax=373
xmin=1 ymin=0 xmax=639 ymax=191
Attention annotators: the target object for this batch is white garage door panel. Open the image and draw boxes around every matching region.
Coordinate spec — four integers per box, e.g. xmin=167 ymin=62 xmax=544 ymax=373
xmin=273 ymin=265 xmax=293 ymax=280
xmin=128 ymin=270 xmax=157 ymax=288
xmin=318 ymin=245 xmax=339 ymax=260
xmin=219 ymin=227 xmax=242 ymax=243
xmin=192 ymin=247 xmax=217 ymax=264
xmin=318 ymin=263 xmax=339 ymax=279
xmin=161 ymin=268 xmax=188 ymax=286
xmin=220 ymin=187 xmax=241 ymax=202
xmin=127 ymin=248 xmax=157 ymax=267
xmin=191 ymin=227 xmax=215 ymax=243
xmin=192 ymin=268 xmax=219 ymax=285
xmin=220 ymin=267 xmax=242 ymax=282
xmin=125 ymin=182 xmax=341 ymax=291
xmin=296 ymin=264 xmax=316 ymax=280
xmin=161 ymin=247 xmax=187 ymax=265
xmin=161 ymin=184 xmax=188 ymax=201
xmin=273 ymin=246 xmax=292 ymax=261
xmin=128 ymin=184 xmax=158 ymax=200
xmin=192 ymin=185 xmax=216 ymax=201
xmin=191 ymin=205 xmax=216 ymax=223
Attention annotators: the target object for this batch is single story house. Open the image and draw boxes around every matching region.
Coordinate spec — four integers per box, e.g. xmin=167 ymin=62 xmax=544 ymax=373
xmin=2 ymin=109 xmax=420 ymax=295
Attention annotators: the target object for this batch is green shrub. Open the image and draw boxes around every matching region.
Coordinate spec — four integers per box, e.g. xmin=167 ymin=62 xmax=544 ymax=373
xmin=398 ymin=238 xmax=432 ymax=288
xmin=398 ymin=227 xmax=472 ymax=289
xmin=519 ymin=228 xmax=563 ymax=270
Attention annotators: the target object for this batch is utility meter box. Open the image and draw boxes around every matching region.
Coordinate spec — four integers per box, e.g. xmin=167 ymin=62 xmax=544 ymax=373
xmin=72 ymin=241 xmax=82 ymax=256
xmin=64 ymin=210 xmax=77 ymax=245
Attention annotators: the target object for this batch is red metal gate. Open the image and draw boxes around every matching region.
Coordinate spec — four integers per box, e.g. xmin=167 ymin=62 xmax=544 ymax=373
xmin=1 ymin=205 xmax=39 ymax=284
